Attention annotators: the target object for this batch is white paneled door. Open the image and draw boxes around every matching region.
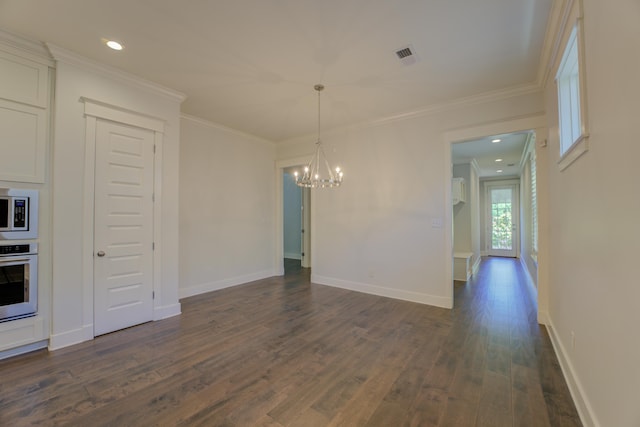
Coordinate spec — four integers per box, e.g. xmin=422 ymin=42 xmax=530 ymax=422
xmin=94 ymin=120 xmax=155 ymax=336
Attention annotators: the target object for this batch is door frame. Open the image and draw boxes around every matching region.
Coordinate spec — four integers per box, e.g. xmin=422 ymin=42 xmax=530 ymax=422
xmin=275 ymin=157 xmax=316 ymax=275
xmin=81 ymin=98 xmax=165 ymax=341
xmin=485 ymin=181 xmax=520 ymax=257
xmin=443 ymin=114 xmax=548 ymax=320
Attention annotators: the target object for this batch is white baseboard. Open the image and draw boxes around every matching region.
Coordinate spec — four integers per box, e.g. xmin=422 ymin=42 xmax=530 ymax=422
xmin=179 ymin=269 xmax=276 ymax=299
xmin=546 ymin=319 xmax=600 ymax=427
xmin=0 ymin=340 xmax=48 ymax=360
xmin=153 ymin=303 xmax=181 ymax=320
xmin=537 ymin=309 xmax=550 ymax=326
xmin=284 ymin=252 xmax=301 ymax=260
xmin=49 ymin=326 xmax=89 ymax=351
xmin=311 ymin=274 xmax=453 ymax=309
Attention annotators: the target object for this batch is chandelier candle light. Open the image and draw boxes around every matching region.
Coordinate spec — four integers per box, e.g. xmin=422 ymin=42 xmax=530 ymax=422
xmin=294 ymin=84 xmax=344 ymax=188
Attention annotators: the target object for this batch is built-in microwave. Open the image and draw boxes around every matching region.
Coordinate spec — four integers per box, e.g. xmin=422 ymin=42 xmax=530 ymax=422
xmin=0 ymin=189 xmax=38 ymax=240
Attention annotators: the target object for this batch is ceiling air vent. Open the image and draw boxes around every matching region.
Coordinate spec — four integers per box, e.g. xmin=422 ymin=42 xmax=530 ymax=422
xmin=396 ymin=47 xmax=412 ymax=59
xmin=395 ymin=44 xmax=419 ymax=66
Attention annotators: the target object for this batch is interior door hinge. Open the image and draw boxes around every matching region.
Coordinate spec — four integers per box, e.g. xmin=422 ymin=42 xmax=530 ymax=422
xmin=152 ymin=242 xmax=155 ymax=250
xmin=152 ymin=193 xmax=155 ymax=202
xmin=153 ymin=144 xmax=156 ymax=153
xmin=301 ymin=252 xmax=305 ymax=257
xmin=153 ymin=291 xmax=155 ymax=299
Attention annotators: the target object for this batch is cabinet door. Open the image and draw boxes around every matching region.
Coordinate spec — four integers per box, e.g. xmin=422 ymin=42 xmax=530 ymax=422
xmin=0 ymin=49 xmax=49 ymax=108
xmin=0 ymin=99 xmax=47 ymax=183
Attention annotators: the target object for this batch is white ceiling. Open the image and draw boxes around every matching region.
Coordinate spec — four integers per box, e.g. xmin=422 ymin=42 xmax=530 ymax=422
xmin=452 ymin=132 xmax=531 ymax=178
xmin=0 ymin=0 xmax=552 ymax=142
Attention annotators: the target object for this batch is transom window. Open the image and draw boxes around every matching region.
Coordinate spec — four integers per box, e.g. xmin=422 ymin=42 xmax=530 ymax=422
xmin=557 ymin=26 xmax=581 ymax=155
xmin=555 ymin=18 xmax=589 ymax=170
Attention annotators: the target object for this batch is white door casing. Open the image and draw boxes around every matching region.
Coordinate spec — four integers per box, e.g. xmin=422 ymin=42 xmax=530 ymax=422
xmin=94 ymin=120 xmax=154 ymax=336
xmin=301 ymin=187 xmax=311 ymax=268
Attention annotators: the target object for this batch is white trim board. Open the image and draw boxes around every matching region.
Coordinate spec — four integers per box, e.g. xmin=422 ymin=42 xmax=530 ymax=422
xmin=48 ymin=325 xmax=90 ymax=351
xmin=179 ymin=270 xmax=277 ymax=299
xmin=312 ymin=275 xmax=453 ymax=309
xmin=545 ymin=319 xmax=600 ymax=427
xmin=47 ymin=44 xmax=186 ymax=102
xmin=0 ymin=340 xmax=47 ymax=361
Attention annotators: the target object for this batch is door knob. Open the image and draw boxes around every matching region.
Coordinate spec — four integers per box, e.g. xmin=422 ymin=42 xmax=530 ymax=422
xmin=97 ymin=251 xmax=106 ymax=257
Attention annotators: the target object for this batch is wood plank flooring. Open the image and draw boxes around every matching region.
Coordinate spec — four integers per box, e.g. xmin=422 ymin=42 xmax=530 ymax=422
xmin=0 ymin=257 xmax=582 ymax=426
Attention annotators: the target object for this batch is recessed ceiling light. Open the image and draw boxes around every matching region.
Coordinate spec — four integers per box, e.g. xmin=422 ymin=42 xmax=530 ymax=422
xmin=497 ymin=169 xmax=503 ymax=173
xmin=495 ymin=158 xmax=503 ymax=162
xmin=492 ymin=139 xmax=501 ymax=143
xmin=105 ymin=40 xmax=123 ymax=51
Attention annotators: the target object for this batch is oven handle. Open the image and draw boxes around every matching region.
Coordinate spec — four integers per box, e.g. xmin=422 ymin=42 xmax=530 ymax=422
xmin=0 ymin=257 xmax=32 ymax=264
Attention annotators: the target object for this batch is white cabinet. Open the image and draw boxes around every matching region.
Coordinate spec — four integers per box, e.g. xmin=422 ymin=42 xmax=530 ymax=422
xmin=454 ymin=252 xmax=473 ymax=281
xmin=0 ymin=47 xmax=51 ymax=183
xmin=452 ymin=177 xmax=466 ymax=205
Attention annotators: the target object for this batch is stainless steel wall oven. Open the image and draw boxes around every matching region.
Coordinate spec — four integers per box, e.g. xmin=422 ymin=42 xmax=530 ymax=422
xmin=0 ymin=243 xmax=38 ymax=322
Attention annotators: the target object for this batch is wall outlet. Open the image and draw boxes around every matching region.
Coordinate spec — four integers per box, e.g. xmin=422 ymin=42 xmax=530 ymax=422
xmin=431 ymin=218 xmax=443 ymax=228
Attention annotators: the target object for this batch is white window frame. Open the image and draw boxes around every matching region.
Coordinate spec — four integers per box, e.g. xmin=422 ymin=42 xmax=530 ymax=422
xmin=555 ymin=15 xmax=589 ymax=170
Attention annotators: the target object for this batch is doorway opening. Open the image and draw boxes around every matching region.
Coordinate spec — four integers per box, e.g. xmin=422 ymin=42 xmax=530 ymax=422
xmin=450 ymin=130 xmax=536 ymax=282
xmin=276 ymin=157 xmax=314 ymax=277
xmin=283 ymin=167 xmax=311 ymax=274
xmin=445 ymin=115 xmax=544 ymax=319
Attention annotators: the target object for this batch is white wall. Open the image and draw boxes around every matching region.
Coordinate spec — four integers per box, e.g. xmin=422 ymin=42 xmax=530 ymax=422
xmin=542 ymin=0 xmax=640 ymax=425
xmin=49 ymin=49 xmax=183 ymax=349
xmin=278 ymin=90 xmax=545 ymax=308
xmin=283 ymin=172 xmax=302 ymax=259
xmin=453 ymin=162 xmax=481 ymax=270
xmin=453 ymin=164 xmax=472 ymax=254
xmin=179 ymin=116 xmax=277 ymax=298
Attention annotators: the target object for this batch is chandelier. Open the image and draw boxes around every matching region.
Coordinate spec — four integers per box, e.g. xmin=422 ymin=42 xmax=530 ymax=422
xmin=294 ymin=84 xmax=343 ymax=188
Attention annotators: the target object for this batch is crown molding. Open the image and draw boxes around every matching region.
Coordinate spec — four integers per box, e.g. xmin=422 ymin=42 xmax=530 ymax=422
xmin=0 ymin=29 xmax=54 ymax=66
xmin=46 ymin=44 xmax=186 ymax=103
xmin=369 ymin=82 xmax=542 ymax=128
xmin=181 ymin=113 xmax=275 ymax=147
xmin=277 ymin=82 xmax=543 ymax=146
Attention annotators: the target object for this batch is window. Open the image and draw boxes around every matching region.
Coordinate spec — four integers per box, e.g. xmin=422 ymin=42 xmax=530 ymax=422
xmin=556 ymin=19 xmax=588 ymax=169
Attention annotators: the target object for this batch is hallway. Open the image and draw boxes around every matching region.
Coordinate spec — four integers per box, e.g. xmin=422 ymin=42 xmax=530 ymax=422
xmin=451 ymin=256 xmax=581 ymax=425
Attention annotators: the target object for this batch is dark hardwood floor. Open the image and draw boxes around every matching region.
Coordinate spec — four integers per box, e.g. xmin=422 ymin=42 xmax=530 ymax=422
xmin=0 ymin=257 xmax=581 ymax=426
